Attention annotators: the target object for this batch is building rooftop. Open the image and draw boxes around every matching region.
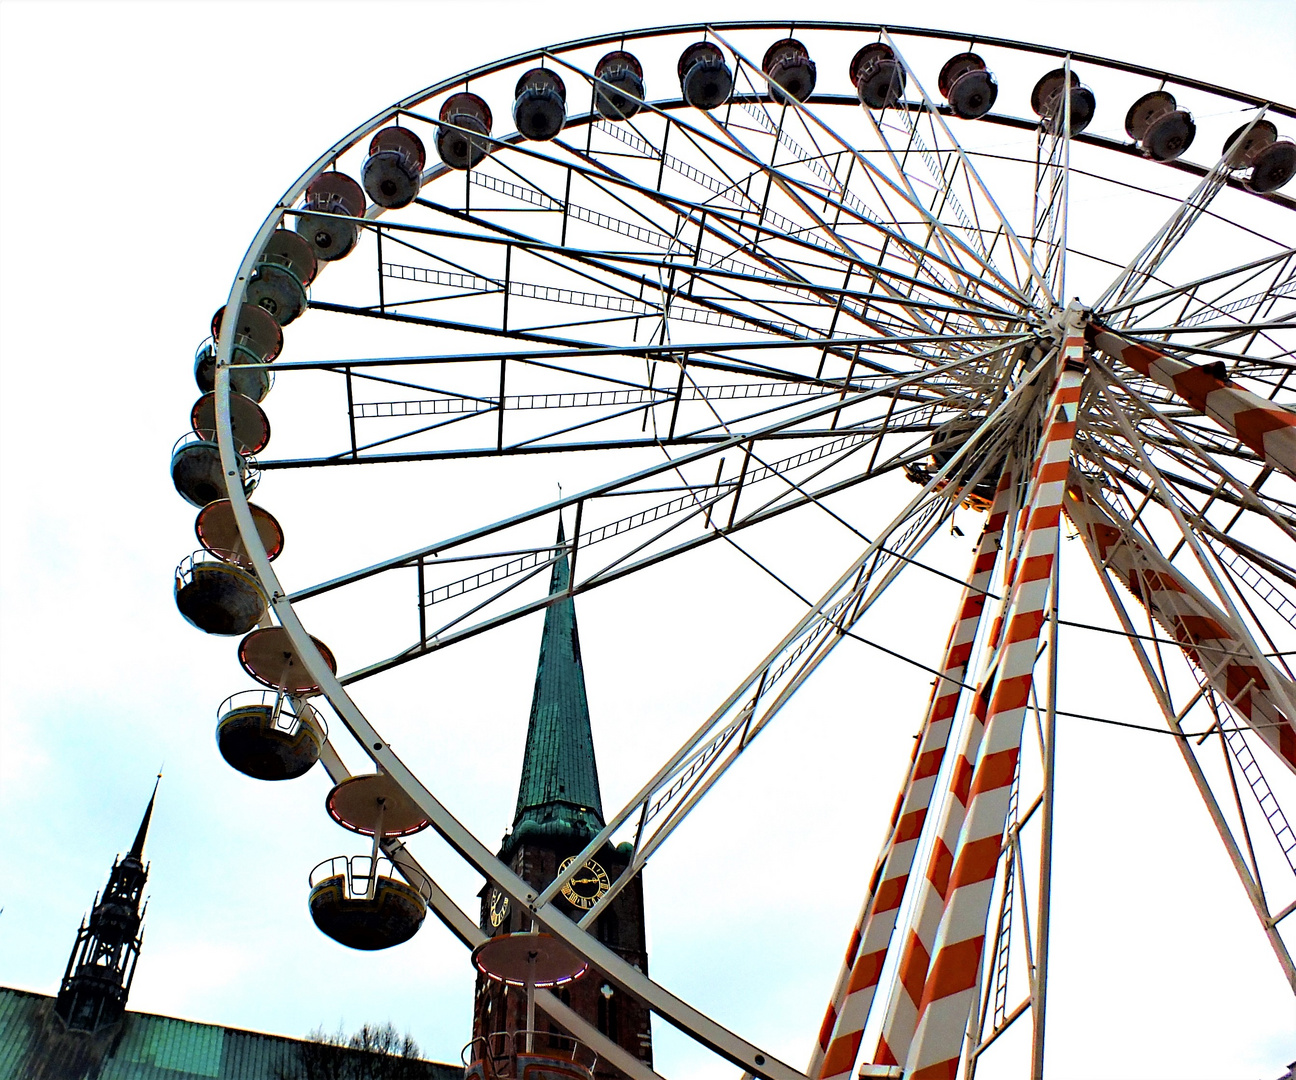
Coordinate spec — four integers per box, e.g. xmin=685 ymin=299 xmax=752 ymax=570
xmin=0 ymin=987 xmax=460 ymax=1080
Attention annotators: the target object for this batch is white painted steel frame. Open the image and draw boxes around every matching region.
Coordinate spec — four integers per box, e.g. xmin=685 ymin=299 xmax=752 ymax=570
xmin=205 ymin=20 xmax=1296 ymax=1080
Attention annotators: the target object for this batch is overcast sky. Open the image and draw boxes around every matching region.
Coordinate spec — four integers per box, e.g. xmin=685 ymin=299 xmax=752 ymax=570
xmin=1 ymin=2 xmax=1294 ymax=1079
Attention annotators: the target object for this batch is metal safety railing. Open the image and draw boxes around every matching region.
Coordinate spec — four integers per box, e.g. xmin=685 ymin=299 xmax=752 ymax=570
xmin=216 ymin=688 xmax=327 ymax=739
xmin=308 ymin=854 xmax=433 ymax=901
xmin=462 ymin=1031 xmax=599 ymax=1077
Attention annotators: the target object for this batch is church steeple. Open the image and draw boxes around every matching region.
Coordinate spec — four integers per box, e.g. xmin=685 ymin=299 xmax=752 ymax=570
xmin=474 ymin=523 xmax=652 ymax=1077
xmin=54 ymin=779 xmax=157 ymax=1033
xmin=509 ymin=521 xmax=604 ymax=853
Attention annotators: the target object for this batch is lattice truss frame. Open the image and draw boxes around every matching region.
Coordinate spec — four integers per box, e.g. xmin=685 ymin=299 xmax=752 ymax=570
xmin=199 ymin=20 xmax=1296 ymax=1080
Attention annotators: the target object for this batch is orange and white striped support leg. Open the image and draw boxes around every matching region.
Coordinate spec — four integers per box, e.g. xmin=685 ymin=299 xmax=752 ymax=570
xmin=871 ymin=475 xmax=1024 ymax=1070
xmin=872 ymin=686 xmax=991 ymax=1071
xmin=812 ymin=472 xmax=1015 ymax=1080
xmin=1064 ymin=474 xmax=1296 ymax=775
xmin=902 ymin=346 xmax=1086 ymax=1079
xmin=1092 ymin=326 xmax=1296 ymax=479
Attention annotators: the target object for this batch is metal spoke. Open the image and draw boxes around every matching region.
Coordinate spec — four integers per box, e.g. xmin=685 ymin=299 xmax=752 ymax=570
xmin=882 ymin=31 xmax=1057 ymax=309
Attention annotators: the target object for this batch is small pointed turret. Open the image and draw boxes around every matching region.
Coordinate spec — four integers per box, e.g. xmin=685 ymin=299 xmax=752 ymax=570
xmin=508 ymin=521 xmax=604 ymax=851
xmin=54 ymin=780 xmax=157 ymax=1033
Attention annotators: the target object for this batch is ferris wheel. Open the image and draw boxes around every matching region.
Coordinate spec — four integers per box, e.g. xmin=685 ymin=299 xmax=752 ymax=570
xmin=170 ymin=19 xmax=1296 ymax=1080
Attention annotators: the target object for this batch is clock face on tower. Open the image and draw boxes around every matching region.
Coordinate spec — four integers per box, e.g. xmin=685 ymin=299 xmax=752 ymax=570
xmin=488 ymin=889 xmax=510 ymax=928
xmin=557 ymin=856 xmax=611 ymax=910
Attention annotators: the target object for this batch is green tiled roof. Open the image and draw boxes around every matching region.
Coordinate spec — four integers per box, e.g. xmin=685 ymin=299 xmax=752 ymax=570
xmin=109 ymin=1012 xmax=225 ymax=1077
xmin=510 ymin=523 xmax=604 ymax=849
xmin=0 ymin=987 xmax=460 ymax=1080
xmin=0 ymin=989 xmax=40 ymax=1079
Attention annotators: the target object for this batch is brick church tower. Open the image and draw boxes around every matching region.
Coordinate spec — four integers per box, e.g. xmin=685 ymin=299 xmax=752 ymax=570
xmin=472 ymin=523 xmax=652 ymax=1076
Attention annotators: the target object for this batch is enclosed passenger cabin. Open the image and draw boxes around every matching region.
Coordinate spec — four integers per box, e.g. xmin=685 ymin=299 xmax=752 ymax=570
xmin=677 ymin=41 xmax=732 ymax=111
xmin=762 ymin=38 xmax=816 ymax=104
xmin=216 ymin=689 xmax=323 ymax=780
xmin=850 ymin=43 xmax=905 ymax=110
xmin=470 ymin=932 xmax=591 ymax=1079
xmin=195 ymin=499 xmax=284 ymax=567
xmin=363 ymin=126 xmax=427 ymax=208
xmin=175 ymin=551 xmax=266 ymax=635
xmin=1030 ymin=68 xmax=1096 ymax=135
xmin=939 ymin=53 xmax=997 ymax=120
xmin=308 ymin=855 xmax=430 ymax=950
xmin=1225 ymin=119 xmax=1279 ymax=168
xmin=463 ymin=1032 xmax=598 ymax=1080
xmin=1125 ymin=91 xmax=1195 ymax=161
xmin=1248 ymin=140 xmax=1296 ymax=193
xmin=246 ymin=229 xmax=318 ymax=326
xmin=514 ymin=69 xmax=567 ymax=142
xmin=194 ymin=341 xmax=271 ymax=403
xmin=191 ymin=391 xmax=272 ymax=456
xmin=174 ymin=391 xmax=270 ymax=506
xmin=238 ymin=625 xmax=337 ymax=693
xmin=295 ymin=171 xmax=366 ymax=262
xmin=1223 ymin=119 xmax=1296 ymax=194
xmin=312 ymin=773 xmax=432 ymax=946
xmin=438 ymin=93 xmax=493 ymax=170
xmin=180 ymin=497 xmax=283 ymax=635
xmin=170 ymin=431 xmax=255 ymax=507
xmin=197 ymin=302 xmax=283 ymax=404
xmin=212 ymin=302 xmax=284 ymax=363
xmin=593 ymin=52 xmax=644 ymax=120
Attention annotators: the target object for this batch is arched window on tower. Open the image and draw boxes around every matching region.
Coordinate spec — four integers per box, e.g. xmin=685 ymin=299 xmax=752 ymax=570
xmin=597 ymin=908 xmax=619 ymax=947
xmin=597 ymin=986 xmax=620 ymax=1042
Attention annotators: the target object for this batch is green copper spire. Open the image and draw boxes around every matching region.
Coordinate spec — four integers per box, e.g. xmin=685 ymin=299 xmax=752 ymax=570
xmin=509 ymin=520 xmax=604 ymax=850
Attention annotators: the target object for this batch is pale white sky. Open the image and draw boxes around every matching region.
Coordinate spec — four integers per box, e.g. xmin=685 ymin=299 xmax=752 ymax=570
xmin=1 ymin=2 xmax=1294 ymax=1078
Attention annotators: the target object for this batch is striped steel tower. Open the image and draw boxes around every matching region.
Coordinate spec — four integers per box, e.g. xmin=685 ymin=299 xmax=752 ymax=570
xmin=899 ymin=319 xmax=1086 ymax=1077
xmin=813 ymin=468 xmax=1016 ymax=1080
